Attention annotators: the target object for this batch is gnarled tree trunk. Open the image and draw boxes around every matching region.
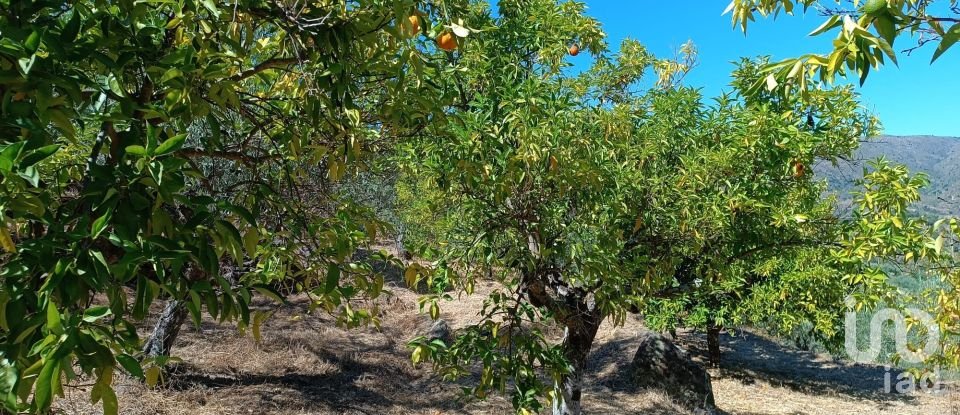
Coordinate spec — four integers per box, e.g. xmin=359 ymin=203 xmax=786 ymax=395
xmin=142 ymin=299 xmax=188 ymax=358
xmin=552 ymin=309 xmax=603 ymax=415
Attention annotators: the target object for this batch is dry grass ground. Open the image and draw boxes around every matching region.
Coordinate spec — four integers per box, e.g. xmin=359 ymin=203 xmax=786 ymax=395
xmin=54 ymin=275 xmax=959 ymax=415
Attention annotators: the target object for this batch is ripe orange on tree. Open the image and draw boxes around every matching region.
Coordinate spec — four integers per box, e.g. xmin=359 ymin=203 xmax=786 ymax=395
xmin=407 ymin=14 xmax=421 ymax=37
xmin=792 ymin=160 xmax=805 ymax=178
xmin=568 ymin=43 xmax=580 ymax=56
xmin=438 ymin=32 xmax=457 ymax=51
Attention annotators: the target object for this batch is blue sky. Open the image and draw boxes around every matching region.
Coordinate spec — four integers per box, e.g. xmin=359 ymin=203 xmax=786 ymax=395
xmin=574 ymin=1 xmax=960 ymax=137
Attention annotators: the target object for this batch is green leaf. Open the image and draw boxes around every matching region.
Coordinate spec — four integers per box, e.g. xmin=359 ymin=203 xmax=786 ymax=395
xmin=20 ymin=144 xmax=60 ymax=168
xmin=90 ymin=209 xmax=113 ymax=239
xmin=873 ymin=13 xmax=896 ymax=46
xmin=214 ymin=220 xmax=244 ymax=263
xmin=46 ymin=300 xmax=62 ymax=333
xmin=932 ymin=23 xmax=960 ymax=62
xmin=201 ymin=0 xmax=221 ymax=17
xmin=872 ymin=35 xmax=898 ymax=65
xmin=18 ymin=166 xmax=39 ymax=187
xmin=809 ymin=15 xmax=842 ymax=36
xmin=116 ymin=354 xmax=144 ymax=379
xmin=33 ymin=359 xmax=57 ymax=411
xmin=61 ymin=12 xmax=81 ymax=43
xmin=160 ymin=68 xmax=182 ymax=84
xmin=153 ymin=134 xmax=187 ymax=156
xmin=324 ymin=263 xmax=340 ymax=294
xmin=23 ymin=30 xmax=41 ymax=53
xmin=125 ymin=145 xmax=147 ymax=157
xmin=47 ymin=109 xmax=76 ymax=141
xmin=101 ymin=387 xmax=118 ymax=415
xmin=222 ymin=203 xmax=257 ymax=226
xmin=82 ymin=306 xmax=112 ymax=323
xmin=0 ymin=141 xmax=26 ymax=173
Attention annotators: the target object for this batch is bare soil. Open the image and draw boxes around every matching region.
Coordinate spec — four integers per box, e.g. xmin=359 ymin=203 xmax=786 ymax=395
xmin=54 ymin=275 xmax=959 ymax=415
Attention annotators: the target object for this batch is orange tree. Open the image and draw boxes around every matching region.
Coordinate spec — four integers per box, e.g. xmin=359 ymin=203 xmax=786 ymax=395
xmin=724 ymin=0 xmax=960 ymax=377
xmin=724 ymin=0 xmax=959 ymax=90
xmin=0 ymin=0 xmax=469 ymax=412
xmin=637 ymin=59 xmax=920 ymax=366
xmin=399 ymin=2 xmax=892 ymax=414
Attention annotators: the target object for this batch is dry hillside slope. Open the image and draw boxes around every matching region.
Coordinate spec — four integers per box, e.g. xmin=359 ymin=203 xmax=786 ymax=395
xmin=53 ymin=268 xmax=959 ymax=415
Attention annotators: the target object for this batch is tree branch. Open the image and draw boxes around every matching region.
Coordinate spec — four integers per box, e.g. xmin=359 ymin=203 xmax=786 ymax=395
xmin=177 ymin=148 xmax=282 ymax=167
xmin=231 ymin=58 xmax=298 ymax=81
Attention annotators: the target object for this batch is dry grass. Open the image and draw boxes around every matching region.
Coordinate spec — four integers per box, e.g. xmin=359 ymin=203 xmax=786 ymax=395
xmin=53 ymin=271 xmax=959 ymax=415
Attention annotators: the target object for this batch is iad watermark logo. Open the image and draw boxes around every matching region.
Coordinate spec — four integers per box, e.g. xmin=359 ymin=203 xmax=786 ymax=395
xmin=843 ymin=297 xmax=944 ymax=394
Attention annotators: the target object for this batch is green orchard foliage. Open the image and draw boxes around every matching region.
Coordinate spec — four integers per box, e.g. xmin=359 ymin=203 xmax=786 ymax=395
xmin=725 ymin=0 xmax=960 ymax=377
xmin=640 ymin=59 xmax=890 ymax=350
xmin=400 ymin=1 xmax=886 ymax=412
xmin=0 ymin=0 xmax=470 ymax=412
xmin=724 ymin=0 xmax=960 ymax=92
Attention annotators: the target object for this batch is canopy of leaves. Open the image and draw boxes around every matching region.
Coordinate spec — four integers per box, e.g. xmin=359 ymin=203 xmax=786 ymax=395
xmin=396 ymin=2 xmax=923 ymax=412
xmin=0 ymin=0 xmax=471 ymax=412
xmin=725 ymin=0 xmax=960 ymax=93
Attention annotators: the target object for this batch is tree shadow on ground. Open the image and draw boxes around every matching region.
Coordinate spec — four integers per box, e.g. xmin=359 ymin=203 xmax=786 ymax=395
xmin=158 ymin=294 xmax=480 ymax=415
xmin=588 ymin=327 xmax=920 ymax=407
xmin=692 ymin=329 xmax=918 ymax=403
xmin=162 ymin=345 xmax=472 ymax=415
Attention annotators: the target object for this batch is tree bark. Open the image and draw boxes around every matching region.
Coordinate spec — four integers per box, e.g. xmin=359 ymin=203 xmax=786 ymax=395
xmin=706 ymin=324 xmax=721 ymax=368
xmin=142 ymin=299 xmax=188 ymax=358
xmin=552 ymin=310 xmax=603 ymax=415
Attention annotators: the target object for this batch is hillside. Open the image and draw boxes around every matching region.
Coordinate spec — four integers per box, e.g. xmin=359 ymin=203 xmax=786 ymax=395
xmin=818 ymin=135 xmax=960 ymax=217
xmin=52 ymin=277 xmax=958 ymax=415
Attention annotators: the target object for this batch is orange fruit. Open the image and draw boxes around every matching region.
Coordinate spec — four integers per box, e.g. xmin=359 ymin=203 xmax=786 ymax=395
xmin=792 ymin=160 xmax=805 ymax=178
xmin=568 ymin=43 xmax=580 ymax=56
xmin=437 ymin=32 xmax=457 ymax=51
xmin=407 ymin=15 xmax=420 ymax=37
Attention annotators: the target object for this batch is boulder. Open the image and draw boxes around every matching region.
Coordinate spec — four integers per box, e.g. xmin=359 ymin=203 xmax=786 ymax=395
xmin=629 ymin=331 xmax=716 ymax=413
xmin=421 ymin=319 xmax=452 ymax=345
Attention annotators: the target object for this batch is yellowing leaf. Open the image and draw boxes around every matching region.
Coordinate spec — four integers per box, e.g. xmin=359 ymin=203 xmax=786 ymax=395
xmin=411 ymin=346 xmax=423 ymax=364
xmin=404 ymin=265 xmax=419 ymax=287
xmin=429 ymin=301 xmax=440 ymax=320
xmin=252 ymin=310 xmax=273 ymax=343
xmin=243 ymin=228 xmax=259 ymax=258
xmin=145 ymin=366 xmax=161 ymax=388
xmin=764 ymin=74 xmax=778 ymax=91
xmin=0 ymin=220 xmax=15 ymax=253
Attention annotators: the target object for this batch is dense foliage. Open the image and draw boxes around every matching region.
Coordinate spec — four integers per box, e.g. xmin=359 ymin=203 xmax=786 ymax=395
xmin=0 ymin=0 xmax=955 ymax=414
xmin=396 ymin=2 xmax=939 ymax=413
xmin=725 ymin=0 xmax=960 ymax=91
xmin=0 ymin=0 xmax=471 ymax=412
xmin=725 ymin=0 xmax=960 ymax=385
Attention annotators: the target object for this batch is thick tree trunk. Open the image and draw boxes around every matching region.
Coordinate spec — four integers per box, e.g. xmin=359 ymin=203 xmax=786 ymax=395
xmin=142 ymin=299 xmax=188 ymax=358
xmin=706 ymin=324 xmax=721 ymax=368
xmin=552 ymin=311 xmax=603 ymax=415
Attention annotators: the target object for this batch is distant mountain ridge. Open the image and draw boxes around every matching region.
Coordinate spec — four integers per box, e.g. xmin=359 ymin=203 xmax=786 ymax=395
xmin=816 ymin=135 xmax=960 ymax=218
